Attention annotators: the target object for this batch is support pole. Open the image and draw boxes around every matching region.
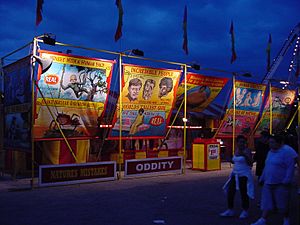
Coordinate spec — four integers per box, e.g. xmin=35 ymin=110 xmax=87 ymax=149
xmin=118 ymin=53 xmax=123 ymax=179
xmin=232 ymin=75 xmax=236 ymax=156
xmin=30 ymin=38 xmax=37 ymax=189
xmin=297 ymin=88 xmax=300 ymax=194
xmin=285 ymin=105 xmax=300 ymax=131
xmin=183 ymin=64 xmax=187 ymax=174
xmin=298 ymin=88 xmax=300 ymax=128
xmin=269 ymin=82 xmax=272 ymax=134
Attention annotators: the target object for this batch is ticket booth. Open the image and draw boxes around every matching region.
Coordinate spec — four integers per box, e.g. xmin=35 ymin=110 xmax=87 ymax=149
xmin=192 ymin=138 xmax=221 ymax=171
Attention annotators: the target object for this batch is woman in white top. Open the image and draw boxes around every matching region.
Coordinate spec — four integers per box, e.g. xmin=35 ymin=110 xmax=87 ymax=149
xmin=220 ymin=135 xmax=254 ymax=219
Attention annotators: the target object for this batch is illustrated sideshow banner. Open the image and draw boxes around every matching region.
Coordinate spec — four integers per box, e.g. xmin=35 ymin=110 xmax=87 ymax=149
xmin=35 ymin=50 xmax=115 ymax=139
xmin=175 ymin=73 xmax=229 ymax=112
xmin=216 ymin=81 xmax=266 ymax=137
xmin=110 ymin=64 xmax=181 ymax=139
xmin=3 ymin=56 xmax=32 ymax=106
xmin=3 ymin=56 xmax=32 ymax=152
xmin=255 ymin=87 xmax=296 ymax=136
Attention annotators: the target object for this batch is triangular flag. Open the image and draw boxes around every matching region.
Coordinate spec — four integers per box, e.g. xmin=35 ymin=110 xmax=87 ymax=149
xmin=230 ymin=21 xmax=237 ymax=64
xmin=182 ymin=5 xmax=188 ymax=55
xmin=266 ymin=34 xmax=272 ymax=72
xmin=36 ymin=0 xmax=44 ymax=26
xmin=114 ymin=0 xmax=123 ymax=42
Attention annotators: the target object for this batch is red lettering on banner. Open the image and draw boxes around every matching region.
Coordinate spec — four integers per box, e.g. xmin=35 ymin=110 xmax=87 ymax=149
xmin=149 ymin=116 xmax=164 ymax=126
xmin=44 ymin=74 xmax=59 ymax=85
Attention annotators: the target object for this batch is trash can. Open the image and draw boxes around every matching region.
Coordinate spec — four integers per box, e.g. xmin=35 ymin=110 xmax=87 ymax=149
xmin=192 ymin=138 xmax=221 ymax=171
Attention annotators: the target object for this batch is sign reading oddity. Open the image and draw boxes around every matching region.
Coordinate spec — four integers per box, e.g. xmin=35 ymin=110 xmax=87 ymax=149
xmin=125 ymin=156 xmax=183 ymax=177
xmin=39 ymin=161 xmax=116 ymax=187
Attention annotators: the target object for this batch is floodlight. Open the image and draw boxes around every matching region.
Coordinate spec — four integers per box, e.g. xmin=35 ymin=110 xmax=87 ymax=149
xmin=241 ymin=72 xmax=252 ymax=77
xmin=42 ymin=33 xmax=56 ymax=46
xmin=191 ymin=64 xmax=200 ymax=70
xmin=131 ymin=49 xmax=144 ymax=56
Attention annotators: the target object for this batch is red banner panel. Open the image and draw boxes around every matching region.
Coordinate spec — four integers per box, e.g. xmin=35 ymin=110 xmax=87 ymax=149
xmin=175 ymin=73 xmax=229 ymax=112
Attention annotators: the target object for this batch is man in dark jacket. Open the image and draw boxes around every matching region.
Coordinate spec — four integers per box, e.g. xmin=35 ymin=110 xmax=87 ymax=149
xmin=253 ymin=131 xmax=270 ymax=178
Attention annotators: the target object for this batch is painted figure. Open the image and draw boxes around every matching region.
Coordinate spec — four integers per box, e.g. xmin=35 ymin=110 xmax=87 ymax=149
xmin=241 ymin=92 xmax=252 ymax=107
xmin=236 ymin=88 xmax=247 ymax=106
xmin=272 ymin=96 xmax=285 ymax=110
xmin=129 ymin=108 xmax=145 ymax=135
xmin=60 ymin=74 xmax=88 ymax=98
xmin=126 ymin=78 xmax=142 ymax=101
xmin=142 ymin=79 xmax=156 ymax=100
xmin=158 ymin=77 xmax=173 ymax=98
xmin=186 ymin=86 xmax=211 ymax=109
xmin=252 ymin=91 xmax=262 ymax=107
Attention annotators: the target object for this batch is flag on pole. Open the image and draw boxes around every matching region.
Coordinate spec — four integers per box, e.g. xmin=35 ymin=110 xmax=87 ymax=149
xmin=230 ymin=21 xmax=237 ymax=64
xmin=114 ymin=0 xmax=123 ymax=42
xmin=266 ymin=34 xmax=272 ymax=72
xmin=182 ymin=5 xmax=188 ymax=55
xmin=36 ymin=0 xmax=44 ymax=26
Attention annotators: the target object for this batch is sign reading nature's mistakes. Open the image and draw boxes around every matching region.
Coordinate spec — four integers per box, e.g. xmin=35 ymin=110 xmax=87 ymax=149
xmin=39 ymin=161 xmax=116 ymax=187
xmin=125 ymin=156 xmax=183 ymax=177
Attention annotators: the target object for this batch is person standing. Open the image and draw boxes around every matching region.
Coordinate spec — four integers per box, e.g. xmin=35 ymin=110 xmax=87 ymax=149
xmin=220 ymin=135 xmax=254 ymax=219
xmin=253 ymin=131 xmax=270 ymax=207
xmin=253 ymin=131 xmax=270 ymax=179
xmin=251 ymin=134 xmax=298 ymax=225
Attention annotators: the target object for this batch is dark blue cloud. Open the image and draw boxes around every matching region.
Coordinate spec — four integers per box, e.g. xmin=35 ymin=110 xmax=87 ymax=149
xmin=1 ymin=0 xmax=299 ymax=83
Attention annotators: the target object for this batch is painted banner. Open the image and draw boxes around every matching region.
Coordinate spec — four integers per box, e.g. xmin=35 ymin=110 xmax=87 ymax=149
xmin=255 ymin=87 xmax=296 ymax=136
xmin=3 ymin=56 xmax=32 ymax=106
xmin=216 ymin=81 xmax=266 ymax=137
xmin=34 ymin=50 xmax=115 ymax=139
xmin=109 ymin=64 xmax=181 ymax=139
xmin=175 ymin=73 xmax=229 ymax=112
xmin=3 ymin=56 xmax=32 ymax=152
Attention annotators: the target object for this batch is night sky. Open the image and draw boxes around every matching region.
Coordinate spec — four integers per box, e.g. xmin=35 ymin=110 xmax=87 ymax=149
xmin=1 ymin=0 xmax=300 ymax=83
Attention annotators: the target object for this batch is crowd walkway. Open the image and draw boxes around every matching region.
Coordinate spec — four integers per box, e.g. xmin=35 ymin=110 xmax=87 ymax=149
xmin=0 ymin=163 xmax=299 ymax=225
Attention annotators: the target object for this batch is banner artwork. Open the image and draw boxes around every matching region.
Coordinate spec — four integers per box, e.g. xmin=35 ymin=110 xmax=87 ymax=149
xmin=110 ymin=64 xmax=181 ymax=139
xmin=34 ymin=51 xmax=115 ymax=139
xmin=216 ymin=81 xmax=266 ymax=137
